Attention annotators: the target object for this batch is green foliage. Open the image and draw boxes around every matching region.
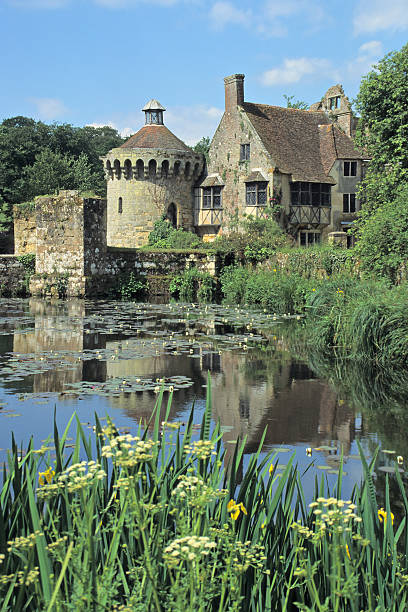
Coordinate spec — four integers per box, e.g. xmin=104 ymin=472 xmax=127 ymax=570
xmin=0 ymin=117 xmax=124 ymax=225
xmin=220 ymin=266 xmax=315 ymax=313
xmin=193 ymin=136 xmax=211 ymax=162
xmin=353 ymin=183 xmax=408 ymax=281
xmin=17 ymin=253 xmax=35 ymax=272
xmin=1 ymin=392 xmax=408 ymax=610
xmin=304 ymin=277 xmax=408 ymax=370
xmin=283 ymin=94 xmax=309 ymax=110
xmin=170 ymin=267 xmax=216 ymax=302
xmin=212 ymin=210 xmax=290 ymax=264
xmin=355 ymin=42 xmax=408 ymax=212
xmin=148 ymin=216 xmax=203 ymax=249
xmin=274 ymin=244 xmax=356 ymax=278
xmin=111 ymin=271 xmax=147 ymax=301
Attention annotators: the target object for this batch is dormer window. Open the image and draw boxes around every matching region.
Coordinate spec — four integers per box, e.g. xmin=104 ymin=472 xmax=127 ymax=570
xmin=142 ymin=99 xmax=165 ymax=125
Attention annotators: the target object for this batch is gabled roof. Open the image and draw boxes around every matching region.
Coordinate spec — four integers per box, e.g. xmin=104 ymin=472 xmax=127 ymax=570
xmin=242 ymin=102 xmax=361 ymax=183
xmin=319 ymin=124 xmax=362 ymax=174
xmin=120 ymin=125 xmax=192 ymax=152
xmin=200 ymin=174 xmax=224 ymax=187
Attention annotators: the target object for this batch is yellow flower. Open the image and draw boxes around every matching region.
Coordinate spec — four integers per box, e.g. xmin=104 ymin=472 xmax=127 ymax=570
xmin=38 ymin=466 xmax=55 ymax=486
xmin=306 ymin=447 xmax=312 ymax=457
xmin=345 ymin=545 xmax=351 ymax=559
xmin=397 ymin=456 xmax=403 ymax=465
xmin=269 ymin=463 xmax=274 ymax=475
xmin=273 ymin=269 xmax=277 ymax=272
xmin=227 ymin=499 xmax=247 ymax=521
xmin=378 ymin=507 xmax=394 ymax=525
xmin=312 ymin=288 xmax=316 ymax=292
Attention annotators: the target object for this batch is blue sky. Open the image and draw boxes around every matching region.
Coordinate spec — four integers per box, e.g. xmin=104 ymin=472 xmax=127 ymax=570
xmin=1 ymin=0 xmax=407 ymax=145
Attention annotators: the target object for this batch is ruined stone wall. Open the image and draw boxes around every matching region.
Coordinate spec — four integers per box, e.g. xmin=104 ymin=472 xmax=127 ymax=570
xmin=28 ymin=190 xmax=216 ymax=298
xmin=13 ymin=206 xmax=36 ymax=255
xmin=0 ymin=255 xmax=29 ymax=296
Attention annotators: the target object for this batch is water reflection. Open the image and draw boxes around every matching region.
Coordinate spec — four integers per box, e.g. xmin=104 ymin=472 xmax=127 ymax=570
xmin=0 ymin=298 xmax=406 ymax=495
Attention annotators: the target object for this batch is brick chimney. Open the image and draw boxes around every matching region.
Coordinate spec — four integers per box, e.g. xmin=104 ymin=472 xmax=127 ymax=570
xmin=224 ymin=74 xmax=245 ymax=112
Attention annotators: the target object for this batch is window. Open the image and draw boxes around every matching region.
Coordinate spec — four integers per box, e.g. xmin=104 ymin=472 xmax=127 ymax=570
xmin=329 ymin=96 xmax=341 ymax=110
xmin=299 ymin=231 xmax=321 ymax=247
xmin=290 ymin=182 xmax=331 ymax=206
xmin=246 ymin=182 xmax=267 ymax=206
xmin=118 ymin=197 xmax=123 ymax=214
xmin=343 ymin=193 xmax=356 ymax=213
xmin=202 ymin=186 xmax=222 ymax=209
xmin=240 ymin=143 xmax=250 ymax=161
xmin=344 ymin=161 xmax=357 ymax=176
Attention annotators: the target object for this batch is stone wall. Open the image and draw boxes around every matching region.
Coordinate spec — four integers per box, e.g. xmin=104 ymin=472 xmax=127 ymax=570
xmin=0 ymin=255 xmax=30 ymax=296
xmin=14 ymin=206 xmax=36 ymax=255
xmin=28 ymin=191 xmax=218 ymax=298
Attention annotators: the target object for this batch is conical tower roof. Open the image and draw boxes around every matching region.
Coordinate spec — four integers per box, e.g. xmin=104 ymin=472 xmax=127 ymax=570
xmin=120 ymin=125 xmax=192 ymax=152
xmin=142 ymin=99 xmax=166 ymax=111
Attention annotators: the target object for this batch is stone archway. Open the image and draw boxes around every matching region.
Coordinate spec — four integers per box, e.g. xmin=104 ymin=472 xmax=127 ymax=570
xmin=166 ymin=203 xmax=178 ymax=228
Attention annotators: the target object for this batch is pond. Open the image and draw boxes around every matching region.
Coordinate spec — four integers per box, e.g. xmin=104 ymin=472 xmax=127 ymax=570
xmin=0 ymin=298 xmax=407 ymax=503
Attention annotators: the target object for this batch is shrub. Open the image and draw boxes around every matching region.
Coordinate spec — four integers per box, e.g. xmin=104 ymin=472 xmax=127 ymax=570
xmin=148 ymin=216 xmax=203 ymax=249
xmin=169 ymin=267 xmax=216 ymax=302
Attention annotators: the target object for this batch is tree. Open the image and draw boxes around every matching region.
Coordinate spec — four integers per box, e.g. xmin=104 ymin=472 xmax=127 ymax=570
xmin=283 ymin=95 xmax=309 ymax=110
xmin=0 ymin=117 xmax=124 ymax=227
xmin=354 ymin=42 xmax=408 ymax=213
xmin=354 ymin=183 xmax=408 ymax=282
xmin=18 ymin=149 xmax=94 ymax=200
xmin=193 ymin=136 xmax=210 ymax=162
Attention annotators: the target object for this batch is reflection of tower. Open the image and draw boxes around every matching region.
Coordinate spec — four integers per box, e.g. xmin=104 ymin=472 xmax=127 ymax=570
xmin=13 ymin=299 xmax=86 ymax=394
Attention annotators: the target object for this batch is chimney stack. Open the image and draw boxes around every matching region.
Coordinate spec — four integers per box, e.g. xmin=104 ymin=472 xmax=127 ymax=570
xmin=224 ymin=74 xmax=245 ymax=112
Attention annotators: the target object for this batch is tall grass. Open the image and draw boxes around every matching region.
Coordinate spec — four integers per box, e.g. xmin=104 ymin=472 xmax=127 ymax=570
xmin=1 ymin=381 xmax=408 ymax=610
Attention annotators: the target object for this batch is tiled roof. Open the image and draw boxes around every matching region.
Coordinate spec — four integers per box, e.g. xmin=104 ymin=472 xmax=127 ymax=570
xmin=242 ymin=102 xmax=361 ymax=183
xmin=200 ymin=174 xmax=224 ymax=187
xmin=244 ymin=170 xmax=268 ymax=182
xmin=319 ymin=124 xmax=362 ymax=174
xmin=120 ymin=125 xmax=192 ymax=152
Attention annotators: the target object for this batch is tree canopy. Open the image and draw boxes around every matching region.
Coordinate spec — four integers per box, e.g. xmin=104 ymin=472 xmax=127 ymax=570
xmin=0 ymin=117 xmax=124 ymax=228
xmin=354 ymin=42 xmax=408 ymax=212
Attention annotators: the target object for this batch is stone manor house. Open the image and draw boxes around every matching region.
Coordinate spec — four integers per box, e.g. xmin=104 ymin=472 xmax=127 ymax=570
xmin=102 ymin=74 xmax=364 ymax=248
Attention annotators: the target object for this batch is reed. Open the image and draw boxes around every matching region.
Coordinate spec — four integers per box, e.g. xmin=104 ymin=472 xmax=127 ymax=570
xmin=1 ymin=380 xmax=407 ymax=611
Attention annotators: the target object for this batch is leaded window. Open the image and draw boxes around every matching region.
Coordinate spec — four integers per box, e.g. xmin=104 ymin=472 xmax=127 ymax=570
xmin=290 ymin=182 xmax=331 ymax=206
xmin=344 ymin=161 xmax=357 ymax=177
xmin=299 ymin=231 xmax=321 ymax=246
xmin=240 ymin=143 xmax=250 ymax=161
xmin=202 ymin=186 xmax=222 ymax=209
xmin=343 ymin=193 xmax=356 ymax=213
xmin=246 ymin=182 xmax=267 ymax=206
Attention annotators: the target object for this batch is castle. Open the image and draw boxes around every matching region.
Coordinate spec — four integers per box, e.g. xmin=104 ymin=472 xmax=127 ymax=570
xmin=102 ymin=74 xmax=364 ymax=248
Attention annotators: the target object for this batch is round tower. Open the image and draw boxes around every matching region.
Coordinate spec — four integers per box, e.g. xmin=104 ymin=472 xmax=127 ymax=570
xmin=101 ymin=100 xmax=205 ymax=248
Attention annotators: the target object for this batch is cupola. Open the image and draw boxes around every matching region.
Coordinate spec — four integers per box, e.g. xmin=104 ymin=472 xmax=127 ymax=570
xmin=142 ymin=99 xmax=166 ymax=125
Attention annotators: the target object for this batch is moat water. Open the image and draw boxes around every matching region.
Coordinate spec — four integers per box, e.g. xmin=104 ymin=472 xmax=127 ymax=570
xmin=0 ymin=298 xmax=407 ymax=503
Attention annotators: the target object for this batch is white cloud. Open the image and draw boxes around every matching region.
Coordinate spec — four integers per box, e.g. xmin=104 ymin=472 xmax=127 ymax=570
xmin=29 ymin=98 xmax=68 ymax=120
xmin=8 ymin=0 xmax=68 ymax=6
xmin=260 ymin=57 xmax=340 ymax=86
xmin=347 ymin=40 xmax=383 ymax=80
xmin=209 ymin=1 xmax=252 ymax=30
xmin=353 ymin=0 xmax=408 ymax=34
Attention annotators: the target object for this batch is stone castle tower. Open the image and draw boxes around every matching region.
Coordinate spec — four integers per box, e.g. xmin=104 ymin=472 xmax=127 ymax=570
xmin=101 ymin=101 xmax=205 ymax=248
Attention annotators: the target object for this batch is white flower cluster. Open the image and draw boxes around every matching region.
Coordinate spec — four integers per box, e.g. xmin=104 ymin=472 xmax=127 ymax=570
xmin=101 ymin=433 xmax=157 ymax=467
xmin=184 ymin=440 xmax=217 ymax=460
xmin=163 ymin=536 xmax=217 ymax=568
xmin=37 ymin=461 xmax=106 ymax=497
xmin=172 ymin=474 xmax=227 ymax=507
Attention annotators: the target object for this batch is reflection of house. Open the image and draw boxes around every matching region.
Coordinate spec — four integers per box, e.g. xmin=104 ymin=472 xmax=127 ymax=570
xmin=196 ymin=75 xmax=365 ymax=246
